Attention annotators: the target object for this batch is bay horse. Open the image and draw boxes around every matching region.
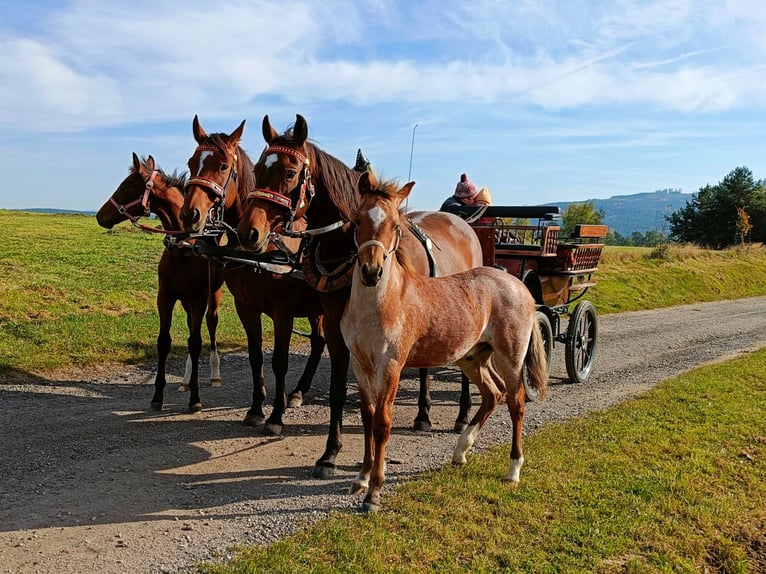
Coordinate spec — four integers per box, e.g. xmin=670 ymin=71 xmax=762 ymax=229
xmin=180 ymin=116 xmax=326 ymax=435
xmin=342 ymin=171 xmax=548 ymax=512
xmin=96 ymin=153 xmax=224 ymax=412
xmin=236 ymin=114 xmax=484 ymax=479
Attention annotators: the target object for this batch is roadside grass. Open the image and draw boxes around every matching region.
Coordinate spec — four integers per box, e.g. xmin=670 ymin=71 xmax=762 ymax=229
xmin=3 ymin=211 xmax=766 ymax=374
xmin=201 ymin=348 xmax=766 ymax=574
xmin=0 ymin=210 xmax=283 ymax=374
xmin=592 ymin=243 xmax=766 ymax=313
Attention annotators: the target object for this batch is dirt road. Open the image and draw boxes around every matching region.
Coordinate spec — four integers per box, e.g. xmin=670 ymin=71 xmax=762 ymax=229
xmin=2 ymin=296 xmax=766 ymax=573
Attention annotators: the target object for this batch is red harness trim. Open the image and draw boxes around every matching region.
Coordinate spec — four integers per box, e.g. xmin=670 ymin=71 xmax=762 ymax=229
xmin=247 ymin=189 xmax=292 ymax=209
xmin=186 ymin=176 xmax=226 ymax=199
xmin=266 ymin=145 xmax=308 ymax=165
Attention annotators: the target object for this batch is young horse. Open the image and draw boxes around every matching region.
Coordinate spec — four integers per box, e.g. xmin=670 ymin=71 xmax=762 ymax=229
xmin=96 ymin=153 xmax=224 ymax=412
xmin=180 ymin=116 xmax=326 ymax=435
xmin=342 ymin=172 xmax=548 ymax=512
xmin=236 ymin=114 xmax=484 ymax=479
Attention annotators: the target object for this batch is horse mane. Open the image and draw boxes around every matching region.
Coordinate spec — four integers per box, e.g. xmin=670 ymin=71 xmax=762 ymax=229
xmin=130 ymin=156 xmax=188 ymax=190
xmin=308 ymin=144 xmax=362 ymax=221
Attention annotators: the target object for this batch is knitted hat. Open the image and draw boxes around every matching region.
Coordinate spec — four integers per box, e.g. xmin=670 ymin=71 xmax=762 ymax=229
xmin=454 ymin=173 xmax=479 ymax=200
xmin=473 ymin=187 xmax=491 ymax=206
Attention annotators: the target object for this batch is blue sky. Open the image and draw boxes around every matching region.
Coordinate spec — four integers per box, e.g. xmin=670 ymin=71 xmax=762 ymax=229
xmin=1 ymin=0 xmax=765 ymax=213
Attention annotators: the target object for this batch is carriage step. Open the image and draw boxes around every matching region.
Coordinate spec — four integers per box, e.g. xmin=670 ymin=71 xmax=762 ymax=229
xmin=567 ymin=281 xmax=597 ymax=292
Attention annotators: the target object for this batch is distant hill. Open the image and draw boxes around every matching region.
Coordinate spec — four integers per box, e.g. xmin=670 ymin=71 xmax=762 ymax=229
xmin=551 ymin=189 xmax=694 ymax=236
xmin=20 ymin=208 xmax=97 ymax=216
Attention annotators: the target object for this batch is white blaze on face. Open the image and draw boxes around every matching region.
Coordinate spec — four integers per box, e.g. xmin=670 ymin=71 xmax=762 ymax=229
xmin=197 ymin=150 xmax=213 ymax=176
xmin=367 ymin=205 xmax=387 ymax=232
xmin=264 ymin=153 xmax=278 ymax=168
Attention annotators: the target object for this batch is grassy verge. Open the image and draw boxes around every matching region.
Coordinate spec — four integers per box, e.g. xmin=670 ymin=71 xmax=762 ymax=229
xmin=201 ymin=348 xmax=766 ymax=574
xmin=2 ymin=212 xmax=766 ymax=374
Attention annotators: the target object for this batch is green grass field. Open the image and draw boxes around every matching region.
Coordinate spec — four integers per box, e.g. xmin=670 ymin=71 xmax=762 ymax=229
xmin=2 ymin=210 xmax=765 ymax=572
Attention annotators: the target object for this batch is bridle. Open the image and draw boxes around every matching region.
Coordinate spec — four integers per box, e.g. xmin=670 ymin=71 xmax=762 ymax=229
xmin=185 ymin=143 xmax=239 ymax=227
xmin=248 ymin=144 xmax=315 ymax=232
xmin=110 ymin=169 xmax=156 ymax=223
xmin=109 ymin=170 xmax=185 ymax=236
xmin=355 ymin=224 xmax=402 ymax=263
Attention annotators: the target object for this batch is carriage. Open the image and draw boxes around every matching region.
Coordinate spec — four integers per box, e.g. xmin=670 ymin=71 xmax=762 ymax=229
xmin=443 ymin=204 xmax=608 ymax=385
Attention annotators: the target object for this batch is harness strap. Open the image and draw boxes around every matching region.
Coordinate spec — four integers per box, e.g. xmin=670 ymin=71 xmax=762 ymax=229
xmin=407 ymin=221 xmax=439 ymax=277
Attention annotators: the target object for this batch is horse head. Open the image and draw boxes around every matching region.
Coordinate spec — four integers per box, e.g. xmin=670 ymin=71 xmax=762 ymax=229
xmin=355 ymin=171 xmax=414 ymax=287
xmin=181 ymin=115 xmax=247 ymax=233
xmin=97 ymin=153 xmax=186 ymax=233
xmin=237 ymin=114 xmax=314 ymax=252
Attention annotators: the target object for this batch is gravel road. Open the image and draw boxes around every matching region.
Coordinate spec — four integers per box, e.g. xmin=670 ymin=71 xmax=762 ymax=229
xmin=2 ymin=296 xmax=766 ymax=573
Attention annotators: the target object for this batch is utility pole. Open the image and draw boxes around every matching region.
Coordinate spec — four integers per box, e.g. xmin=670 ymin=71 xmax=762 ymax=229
xmin=406 ymin=123 xmax=418 ymax=212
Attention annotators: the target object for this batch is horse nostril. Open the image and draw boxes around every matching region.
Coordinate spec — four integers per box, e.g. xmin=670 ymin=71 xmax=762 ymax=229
xmin=190 ymin=208 xmax=201 ymax=224
xmin=248 ymin=229 xmax=259 ymax=247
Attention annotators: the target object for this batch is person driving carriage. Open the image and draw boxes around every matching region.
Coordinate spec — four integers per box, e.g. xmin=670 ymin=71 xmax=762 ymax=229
xmin=440 ymin=173 xmax=491 ymax=211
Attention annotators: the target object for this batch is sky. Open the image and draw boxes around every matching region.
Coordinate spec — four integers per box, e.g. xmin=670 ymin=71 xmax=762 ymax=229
xmin=1 ymin=0 xmax=765 ymax=213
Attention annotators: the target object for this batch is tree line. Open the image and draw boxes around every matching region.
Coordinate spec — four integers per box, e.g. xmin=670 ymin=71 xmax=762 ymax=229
xmin=560 ymin=166 xmax=765 ymax=249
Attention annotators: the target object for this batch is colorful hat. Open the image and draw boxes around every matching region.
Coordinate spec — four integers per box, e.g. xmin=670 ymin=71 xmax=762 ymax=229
xmin=454 ymin=173 xmax=479 ymax=200
xmin=474 ymin=187 xmax=491 ymax=205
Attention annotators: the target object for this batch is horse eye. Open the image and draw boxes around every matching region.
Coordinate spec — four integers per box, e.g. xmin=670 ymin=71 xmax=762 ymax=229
xmin=285 ymin=170 xmax=297 ymax=180
xmin=219 ymin=163 xmax=229 ymax=172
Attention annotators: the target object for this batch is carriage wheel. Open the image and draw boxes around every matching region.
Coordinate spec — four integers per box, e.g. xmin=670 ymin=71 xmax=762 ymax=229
xmin=524 ymin=310 xmax=553 ymax=402
xmin=565 ymin=300 xmax=598 ymax=384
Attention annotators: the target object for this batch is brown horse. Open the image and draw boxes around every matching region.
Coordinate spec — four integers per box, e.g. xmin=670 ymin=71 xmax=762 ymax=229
xmin=180 ymin=116 xmax=326 ymax=435
xmin=96 ymin=153 xmax=224 ymax=412
xmin=343 ymin=172 xmax=548 ymax=512
xmin=236 ymin=114 xmax=484 ymax=479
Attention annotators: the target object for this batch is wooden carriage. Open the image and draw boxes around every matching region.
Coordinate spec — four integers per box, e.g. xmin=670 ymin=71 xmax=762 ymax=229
xmin=443 ymin=205 xmax=608 ymax=384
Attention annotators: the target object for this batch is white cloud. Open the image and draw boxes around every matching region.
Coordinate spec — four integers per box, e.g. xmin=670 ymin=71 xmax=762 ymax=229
xmin=0 ymin=0 xmax=765 ymax=135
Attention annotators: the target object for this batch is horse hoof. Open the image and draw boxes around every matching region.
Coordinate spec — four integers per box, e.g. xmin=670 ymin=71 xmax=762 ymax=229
xmin=188 ymin=403 xmax=203 ymax=413
xmin=361 ymin=502 xmax=380 ymax=514
xmin=210 ymin=378 xmax=222 ymax=388
xmin=503 ymin=478 xmax=521 ymax=489
xmin=413 ymin=420 xmax=432 ymax=433
xmin=453 ymin=422 xmax=468 ymax=434
xmin=149 ymin=402 xmax=163 ymax=412
xmin=263 ymin=423 xmax=283 ymax=437
xmin=312 ymin=464 xmax=336 ymax=480
xmin=287 ymin=394 xmax=303 ymax=408
xmin=242 ymin=414 xmax=265 ymax=427
xmin=177 ymin=384 xmax=189 ymax=392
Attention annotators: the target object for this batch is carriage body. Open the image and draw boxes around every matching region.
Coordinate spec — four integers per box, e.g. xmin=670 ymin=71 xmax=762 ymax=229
xmin=443 ymin=204 xmax=607 ymax=384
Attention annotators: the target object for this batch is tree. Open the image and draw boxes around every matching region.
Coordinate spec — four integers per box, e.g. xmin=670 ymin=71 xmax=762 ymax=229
xmin=668 ymin=166 xmax=766 ymax=249
xmin=561 ymin=200 xmax=605 ymax=237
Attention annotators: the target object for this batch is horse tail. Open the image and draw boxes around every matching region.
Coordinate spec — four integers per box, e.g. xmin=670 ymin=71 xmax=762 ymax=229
xmin=525 ymin=320 xmax=548 ymax=400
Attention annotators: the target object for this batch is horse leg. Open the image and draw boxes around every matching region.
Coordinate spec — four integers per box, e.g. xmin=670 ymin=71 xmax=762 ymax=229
xmin=454 ymin=372 xmax=472 ymax=434
xmin=503 ymin=372 xmax=526 ymax=485
xmin=263 ymin=313 xmax=293 ymax=436
xmin=207 ymin=285 xmax=223 ymax=388
xmin=313 ymin=303 xmax=349 ymax=480
xmin=288 ymin=315 xmax=325 ymax=408
xmin=413 ymin=368 xmax=432 ymax=432
xmin=451 ymin=356 xmax=504 ymax=465
xmin=185 ymin=300 xmax=204 ymax=413
xmin=239 ymin=306 xmax=267 ymax=427
xmin=151 ymin=289 xmax=175 ymax=411
xmin=362 ymin=364 xmax=400 ymax=513
xmin=349 ymin=360 xmax=375 ymax=496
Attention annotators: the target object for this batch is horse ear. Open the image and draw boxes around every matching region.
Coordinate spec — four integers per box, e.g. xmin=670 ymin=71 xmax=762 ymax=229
xmin=398 ymin=181 xmax=415 ymax=204
xmin=146 ymin=155 xmax=156 ymax=171
xmin=293 ymin=115 xmax=308 ymax=146
xmin=229 ymin=119 xmax=246 ymax=147
xmin=358 ymin=170 xmax=374 ymax=196
xmin=193 ymin=115 xmax=206 ymax=144
xmin=262 ymin=115 xmax=278 ymax=144
xmin=132 ymin=152 xmax=141 ymax=171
